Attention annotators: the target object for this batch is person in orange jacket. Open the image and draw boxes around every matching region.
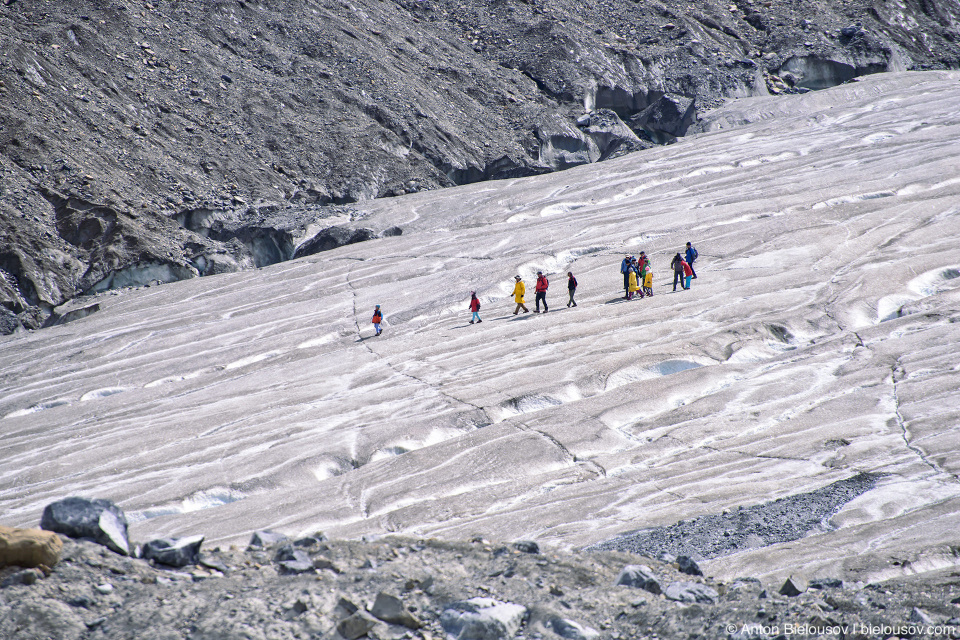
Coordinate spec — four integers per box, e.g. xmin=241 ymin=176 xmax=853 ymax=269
xmin=372 ymin=305 xmax=383 ymax=336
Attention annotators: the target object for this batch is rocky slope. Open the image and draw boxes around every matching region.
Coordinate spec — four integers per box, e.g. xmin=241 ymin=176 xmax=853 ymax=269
xmin=4 ymin=533 xmax=960 ymax=640
xmin=2 ymin=0 xmax=959 ymax=330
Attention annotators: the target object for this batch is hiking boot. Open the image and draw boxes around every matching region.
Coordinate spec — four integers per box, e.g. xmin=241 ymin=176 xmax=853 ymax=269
xmin=477 ymin=319 xmax=482 ymax=323
xmin=469 ymin=320 xmax=474 ymax=324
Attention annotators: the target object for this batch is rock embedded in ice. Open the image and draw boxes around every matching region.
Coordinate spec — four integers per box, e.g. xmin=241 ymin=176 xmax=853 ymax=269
xmin=39 ymin=498 xmax=129 ymax=556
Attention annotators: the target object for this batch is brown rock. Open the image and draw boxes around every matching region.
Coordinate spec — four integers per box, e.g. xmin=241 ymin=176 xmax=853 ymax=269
xmin=0 ymin=526 xmax=63 ymax=569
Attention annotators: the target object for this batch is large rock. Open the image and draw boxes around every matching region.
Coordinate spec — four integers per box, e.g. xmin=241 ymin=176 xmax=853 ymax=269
xmin=529 ymin=608 xmax=599 ymax=640
xmin=615 ymin=564 xmax=662 ymax=595
xmin=676 ymin=555 xmax=703 ymax=576
xmin=0 ymin=526 xmax=63 ymax=569
xmin=441 ymin=597 xmax=527 ymax=640
xmin=664 ymin=581 xmax=719 ymax=604
xmin=337 ymin=611 xmax=379 ymax=640
xmin=247 ymin=530 xmax=288 ymax=549
xmin=779 ymin=575 xmax=808 ymax=597
xmin=274 ymin=544 xmax=315 ymax=574
xmin=369 ymin=591 xmax=423 ymax=629
xmin=141 ymin=536 xmax=204 ymax=568
xmin=39 ymin=498 xmax=129 ymax=556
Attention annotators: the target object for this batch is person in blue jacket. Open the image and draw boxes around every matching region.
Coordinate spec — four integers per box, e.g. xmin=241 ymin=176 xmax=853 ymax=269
xmin=620 ymin=255 xmax=632 ymax=298
xmin=685 ymin=242 xmax=699 ymax=279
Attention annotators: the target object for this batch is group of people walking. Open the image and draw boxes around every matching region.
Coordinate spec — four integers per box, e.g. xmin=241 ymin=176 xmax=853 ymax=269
xmin=369 ymin=243 xmax=699 ymax=334
xmin=510 ymin=271 xmax=578 ymax=315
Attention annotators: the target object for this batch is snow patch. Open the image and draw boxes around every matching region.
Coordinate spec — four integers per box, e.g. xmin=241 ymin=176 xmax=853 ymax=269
xmin=862 ymin=132 xmax=896 ymax=144
xmin=908 ymin=266 xmax=960 ymax=297
xmin=605 ymin=359 xmax=708 ymax=391
xmin=126 ymin=487 xmax=245 ymax=523
xmin=225 ymin=351 xmax=283 ymax=370
xmin=812 ymin=191 xmax=896 ymax=209
xmin=4 ymin=399 xmax=71 ymax=419
xmin=298 ymin=334 xmax=338 ymax=349
xmin=80 ymin=388 xmax=127 ymax=401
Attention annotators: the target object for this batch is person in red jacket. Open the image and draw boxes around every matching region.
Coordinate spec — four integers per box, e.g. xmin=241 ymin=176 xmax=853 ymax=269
xmin=682 ymin=259 xmax=693 ymax=290
xmin=469 ymin=292 xmax=482 ymax=324
xmin=535 ymin=271 xmax=549 ymax=313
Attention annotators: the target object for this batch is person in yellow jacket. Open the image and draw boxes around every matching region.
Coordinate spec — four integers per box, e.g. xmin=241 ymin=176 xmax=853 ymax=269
xmin=512 ymin=275 xmax=530 ymax=314
xmin=627 ymin=269 xmax=641 ymax=300
xmin=643 ymin=268 xmax=654 ymax=297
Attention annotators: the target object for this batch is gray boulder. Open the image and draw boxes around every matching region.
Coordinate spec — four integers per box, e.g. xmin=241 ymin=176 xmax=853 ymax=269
xmin=39 ymin=497 xmax=129 ymax=556
xmin=141 ymin=535 xmax=204 ymax=567
xmin=369 ymin=591 xmax=423 ymax=629
xmin=529 ymin=608 xmax=599 ymax=640
xmin=441 ymin=597 xmax=527 ymax=640
xmin=274 ymin=544 xmax=314 ymax=574
xmin=513 ymin=540 xmax=540 ymax=554
xmin=247 ymin=530 xmax=288 ymax=549
xmin=676 ymin=555 xmax=703 ymax=576
xmin=337 ymin=611 xmax=379 ymax=640
xmin=615 ymin=564 xmax=662 ymax=595
xmin=779 ymin=575 xmax=807 ymax=597
xmin=664 ymin=581 xmax=719 ymax=604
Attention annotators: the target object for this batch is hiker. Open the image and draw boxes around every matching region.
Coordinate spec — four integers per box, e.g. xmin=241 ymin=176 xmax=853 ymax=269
xmin=637 ymin=251 xmax=647 ymax=274
xmin=627 ymin=266 xmax=640 ymax=300
xmin=670 ymin=253 xmax=685 ymax=291
xmin=469 ymin=292 xmax=482 ymax=324
xmin=685 ymin=242 xmax=699 ymax=279
xmin=535 ymin=271 xmax=549 ymax=313
xmin=643 ymin=264 xmax=654 ymax=297
xmin=682 ymin=258 xmax=693 ymax=290
xmin=512 ymin=275 xmax=529 ymax=314
xmin=630 ymin=258 xmax=644 ymax=299
xmin=566 ymin=272 xmax=578 ymax=307
xmin=372 ymin=304 xmax=383 ymax=336
xmin=620 ymin=255 xmax=632 ymax=298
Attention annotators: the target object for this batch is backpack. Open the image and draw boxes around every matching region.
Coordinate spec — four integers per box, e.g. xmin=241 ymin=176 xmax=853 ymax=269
xmin=692 ymin=247 xmax=699 ymax=261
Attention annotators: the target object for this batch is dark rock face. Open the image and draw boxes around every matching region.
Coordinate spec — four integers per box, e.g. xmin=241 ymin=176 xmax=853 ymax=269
xmin=293 ymin=227 xmax=378 ymax=259
xmin=39 ymin=498 xmax=129 ymax=557
xmin=1 ymin=0 xmax=957 ymax=329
